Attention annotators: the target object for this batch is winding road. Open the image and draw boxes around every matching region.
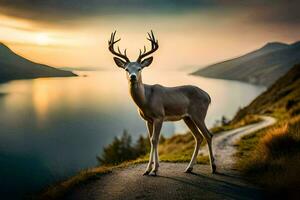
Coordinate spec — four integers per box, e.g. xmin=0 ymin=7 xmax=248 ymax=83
xmin=199 ymin=116 xmax=276 ymax=168
xmin=66 ymin=116 xmax=276 ymax=200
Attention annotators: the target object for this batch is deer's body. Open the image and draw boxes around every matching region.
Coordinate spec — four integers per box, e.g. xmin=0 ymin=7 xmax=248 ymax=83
xmin=108 ymin=31 xmax=216 ymax=176
xmin=131 ymin=83 xmax=211 ymax=123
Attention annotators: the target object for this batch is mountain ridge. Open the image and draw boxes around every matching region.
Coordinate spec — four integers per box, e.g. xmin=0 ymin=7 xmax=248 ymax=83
xmin=0 ymin=43 xmax=77 ymax=83
xmin=192 ymin=41 xmax=300 ymax=86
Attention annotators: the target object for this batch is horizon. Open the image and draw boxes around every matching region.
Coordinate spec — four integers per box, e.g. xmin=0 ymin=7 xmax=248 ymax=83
xmin=1 ymin=39 xmax=299 ymax=73
xmin=0 ymin=1 xmax=299 ymax=71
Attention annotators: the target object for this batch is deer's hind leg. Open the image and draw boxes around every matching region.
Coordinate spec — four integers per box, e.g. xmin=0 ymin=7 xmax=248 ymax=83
xmin=191 ymin=112 xmax=216 ymax=174
xmin=183 ymin=117 xmax=203 ymax=173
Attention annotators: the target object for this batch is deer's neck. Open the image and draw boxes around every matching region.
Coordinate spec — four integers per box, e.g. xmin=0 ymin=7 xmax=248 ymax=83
xmin=129 ymin=78 xmax=147 ymax=108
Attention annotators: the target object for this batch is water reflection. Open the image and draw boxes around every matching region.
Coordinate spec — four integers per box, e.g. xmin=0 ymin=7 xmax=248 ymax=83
xmin=0 ymin=70 xmax=265 ymax=198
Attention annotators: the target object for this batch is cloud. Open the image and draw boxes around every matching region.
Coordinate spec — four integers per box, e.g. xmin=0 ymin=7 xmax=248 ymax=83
xmin=249 ymin=2 xmax=300 ymax=26
xmin=0 ymin=0 xmax=213 ymax=21
xmin=0 ymin=22 xmax=36 ymax=31
xmin=0 ymin=0 xmax=299 ymax=29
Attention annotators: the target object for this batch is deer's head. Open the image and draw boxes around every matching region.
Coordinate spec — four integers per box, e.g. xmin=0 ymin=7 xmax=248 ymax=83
xmin=108 ymin=31 xmax=159 ymax=83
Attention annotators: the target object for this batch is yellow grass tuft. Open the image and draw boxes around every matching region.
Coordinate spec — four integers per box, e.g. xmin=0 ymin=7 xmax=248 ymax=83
xmin=236 ymin=116 xmax=300 ymax=198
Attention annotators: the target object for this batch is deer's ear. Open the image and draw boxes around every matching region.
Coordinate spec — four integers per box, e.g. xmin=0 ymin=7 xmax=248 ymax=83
xmin=141 ymin=57 xmax=153 ymax=68
xmin=113 ymin=57 xmax=126 ymax=68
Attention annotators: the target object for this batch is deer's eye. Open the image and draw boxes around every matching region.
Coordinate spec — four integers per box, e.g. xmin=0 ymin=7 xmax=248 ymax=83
xmin=137 ymin=68 xmax=141 ymax=71
xmin=125 ymin=68 xmax=129 ymax=72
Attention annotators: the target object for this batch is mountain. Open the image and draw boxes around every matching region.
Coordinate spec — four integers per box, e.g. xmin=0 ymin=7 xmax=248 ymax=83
xmin=0 ymin=43 xmax=77 ymax=83
xmin=191 ymin=41 xmax=300 ymax=86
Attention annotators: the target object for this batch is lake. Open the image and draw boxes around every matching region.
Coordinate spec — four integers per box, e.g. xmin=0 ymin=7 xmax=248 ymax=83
xmin=0 ymin=70 xmax=265 ymax=198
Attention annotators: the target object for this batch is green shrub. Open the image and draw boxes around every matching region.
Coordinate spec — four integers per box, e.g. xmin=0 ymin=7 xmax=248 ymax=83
xmin=97 ymin=130 xmax=150 ymax=165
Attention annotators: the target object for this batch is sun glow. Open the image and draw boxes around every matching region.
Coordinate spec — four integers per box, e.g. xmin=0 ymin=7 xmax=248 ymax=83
xmin=36 ymin=33 xmax=50 ymax=46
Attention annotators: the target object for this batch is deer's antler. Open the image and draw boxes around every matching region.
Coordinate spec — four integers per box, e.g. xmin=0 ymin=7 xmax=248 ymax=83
xmin=137 ymin=30 xmax=159 ymax=62
xmin=108 ymin=31 xmax=130 ymax=62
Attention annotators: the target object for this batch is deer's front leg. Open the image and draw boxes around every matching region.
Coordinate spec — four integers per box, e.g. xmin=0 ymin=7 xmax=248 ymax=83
xmin=149 ymin=119 xmax=162 ymax=176
xmin=143 ymin=121 xmax=154 ymax=175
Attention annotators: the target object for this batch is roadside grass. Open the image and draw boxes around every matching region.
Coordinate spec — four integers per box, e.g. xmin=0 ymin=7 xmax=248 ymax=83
xmin=157 ymin=133 xmax=209 ymax=164
xmin=38 ymin=159 xmax=148 ymax=200
xmin=38 ymin=165 xmax=113 ymax=200
xmin=235 ymin=115 xmax=300 ymax=198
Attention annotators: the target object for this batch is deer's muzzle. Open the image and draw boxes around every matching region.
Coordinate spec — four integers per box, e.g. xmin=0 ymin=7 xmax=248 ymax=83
xmin=129 ymin=74 xmax=137 ymax=81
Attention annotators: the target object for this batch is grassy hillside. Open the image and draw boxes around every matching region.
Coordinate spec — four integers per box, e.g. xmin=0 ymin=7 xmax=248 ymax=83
xmin=234 ymin=63 xmax=300 ymax=199
xmin=192 ymin=41 xmax=300 ymax=86
xmin=233 ymin=63 xmax=300 ymax=121
xmin=0 ymin=43 xmax=76 ymax=82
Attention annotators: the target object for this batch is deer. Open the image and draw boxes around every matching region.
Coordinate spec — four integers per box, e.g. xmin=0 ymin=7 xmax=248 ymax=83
xmin=108 ymin=31 xmax=216 ymax=176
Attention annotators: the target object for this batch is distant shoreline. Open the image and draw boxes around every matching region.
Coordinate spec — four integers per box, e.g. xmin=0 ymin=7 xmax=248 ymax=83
xmin=0 ymin=73 xmax=78 ymax=85
xmin=189 ymin=73 xmax=266 ymax=87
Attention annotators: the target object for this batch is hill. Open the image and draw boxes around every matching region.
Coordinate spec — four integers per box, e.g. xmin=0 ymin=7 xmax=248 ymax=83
xmin=233 ymin=63 xmax=300 ymax=199
xmin=191 ymin=41 xmax=300 ymax=86
xmin=0 ymin=43 xmax=76 ymax=82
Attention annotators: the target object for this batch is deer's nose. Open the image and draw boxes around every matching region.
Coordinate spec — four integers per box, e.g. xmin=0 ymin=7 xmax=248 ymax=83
xmin=130 ymin=74 xmax=137 ymax=80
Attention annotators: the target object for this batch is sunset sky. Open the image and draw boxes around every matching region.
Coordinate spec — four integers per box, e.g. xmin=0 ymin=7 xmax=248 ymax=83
xmin=0 ymin=0 xmax=299 ymax=71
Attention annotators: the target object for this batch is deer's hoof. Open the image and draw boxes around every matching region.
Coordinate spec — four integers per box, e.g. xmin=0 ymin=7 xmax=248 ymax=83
xmin=149 ymin=170 xmax=157 ymax=176
xmin=185 ymin=167 xmax=193 ymax=173
xmin=211 ymin=164 xmax=217 ymax=174
xmin=143 ymin=171 xmax=150 ymax=176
